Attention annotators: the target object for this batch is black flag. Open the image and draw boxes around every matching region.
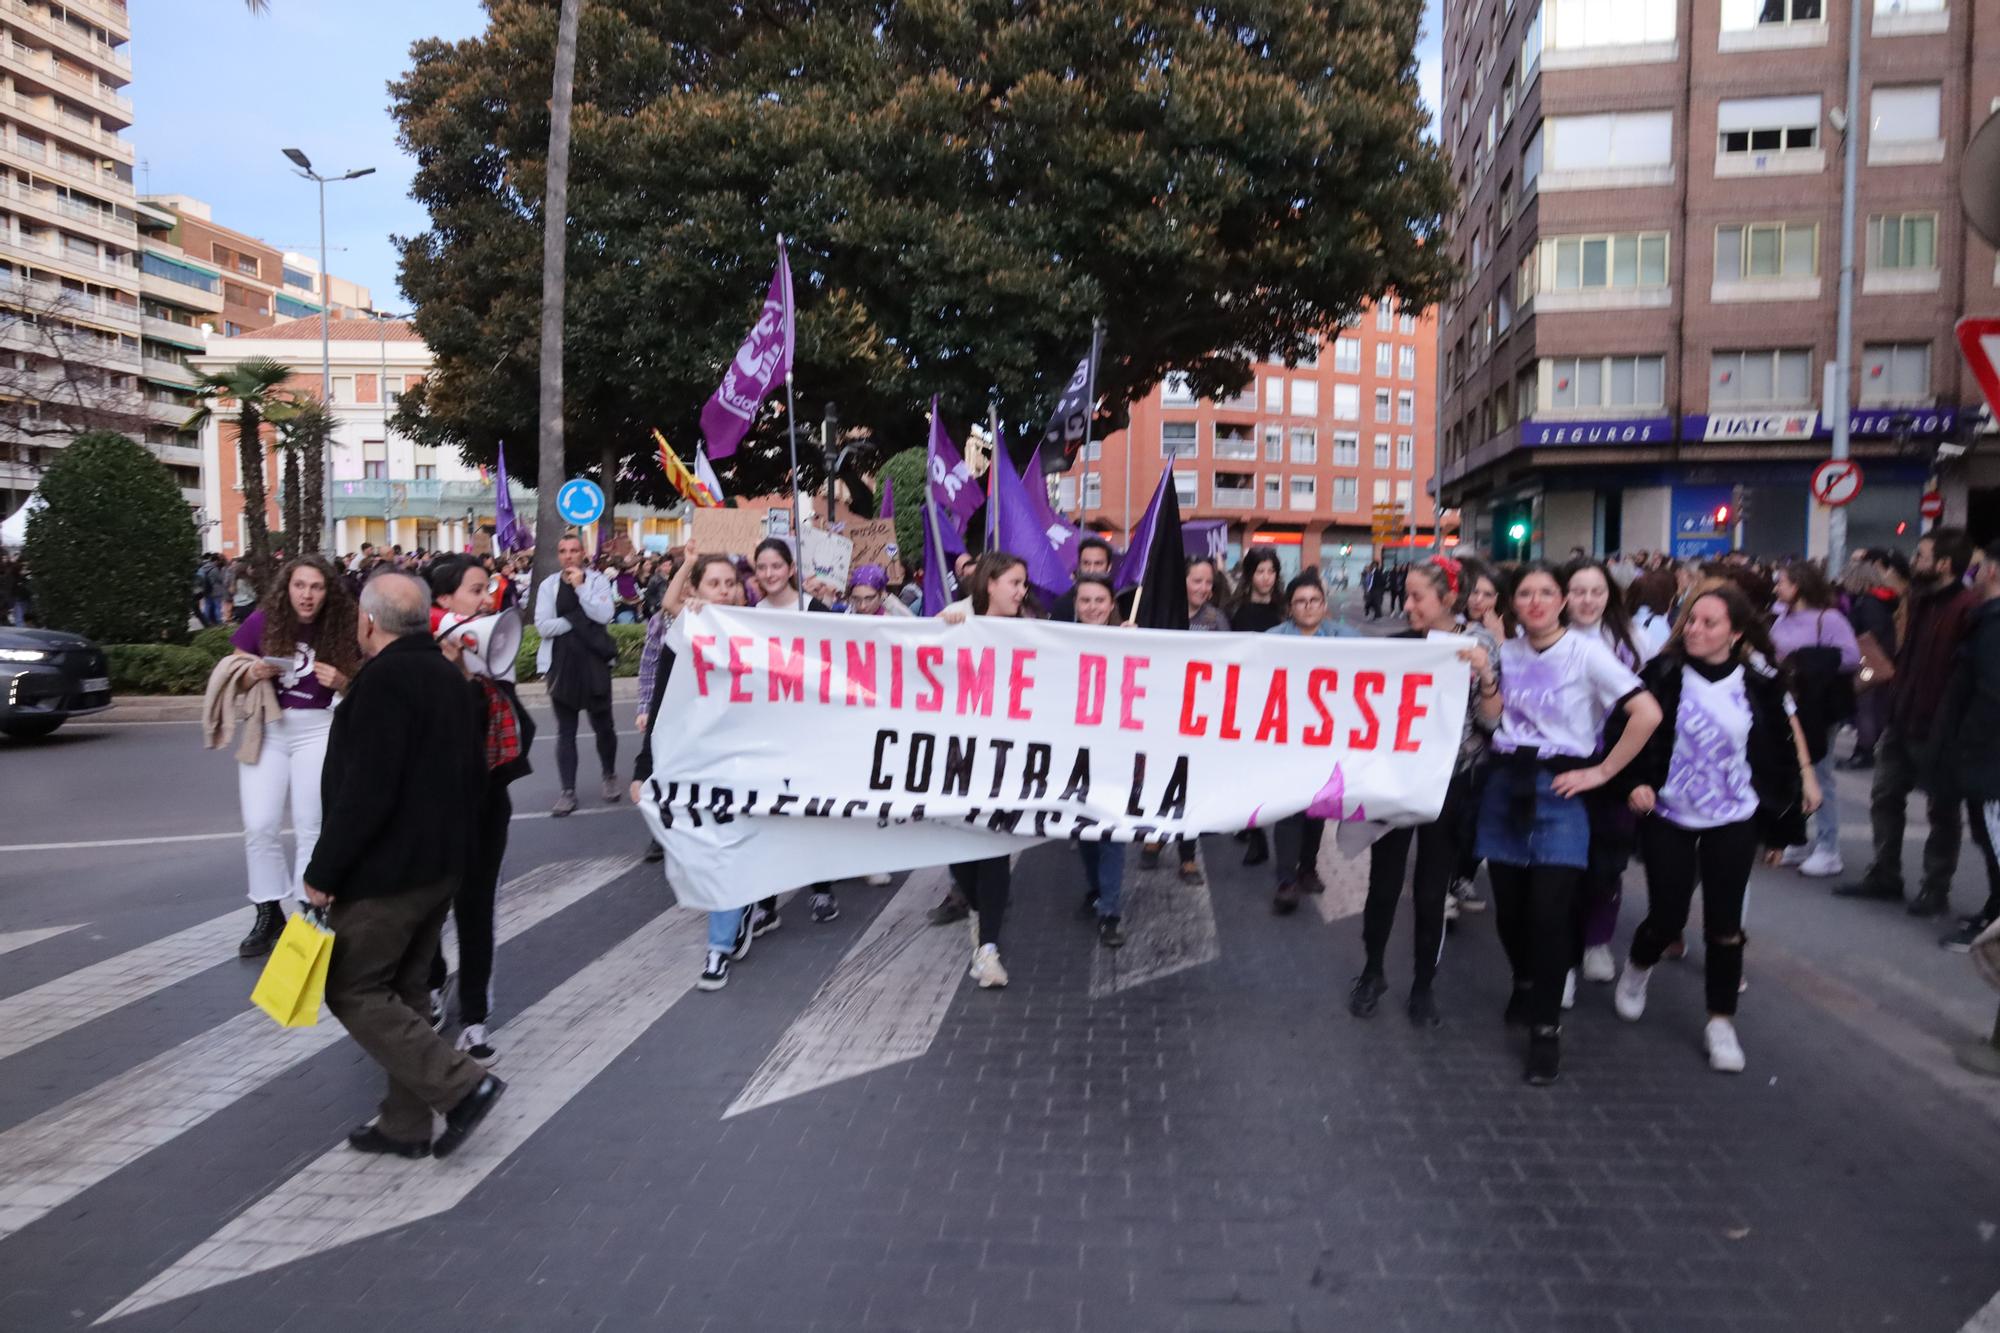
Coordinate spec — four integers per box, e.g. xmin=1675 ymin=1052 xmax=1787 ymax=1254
xmin=1118 ymin=470 xmax=1190 ymax=630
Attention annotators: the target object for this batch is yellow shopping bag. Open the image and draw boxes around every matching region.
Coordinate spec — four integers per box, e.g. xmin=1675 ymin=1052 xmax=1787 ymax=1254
xmin=250 ymin=909 xmax=335 ymax=1028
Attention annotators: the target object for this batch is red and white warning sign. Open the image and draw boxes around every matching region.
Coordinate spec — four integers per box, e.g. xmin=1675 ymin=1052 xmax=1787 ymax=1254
xmin=1811 ymin=459 xmax=1863 ymax=507
xmin=1957 ymin=317 xmax=2000 ymax=421
xmin=1920 ymin=491 xmax=1945 ymax=520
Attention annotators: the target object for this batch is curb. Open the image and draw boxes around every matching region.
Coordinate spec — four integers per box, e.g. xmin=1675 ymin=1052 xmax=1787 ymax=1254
xmin=95 ymin=677 xmax=641 ymax=724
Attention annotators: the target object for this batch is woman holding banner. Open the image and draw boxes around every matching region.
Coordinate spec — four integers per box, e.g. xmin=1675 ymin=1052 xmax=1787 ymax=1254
xmin=955 ymin=551 xmax=1033 ymax=988
xmin=1448 ymin=561 xmax=1506 ymax=918
xmin=746 ymin=537 xmax=841 ymax=924
xmin=1478 ymin=561 xmax=1660 ymax=1085
xmin=1348 ymin=557 xmax=1494 ymax=1028
xmin=1228 ymin=547 xmax=1285 ymax=634
xmin=1265 ymin=571 xmax=1361 ymax=914
xmin=1069 ymin=573 xmax=1129 ymax=948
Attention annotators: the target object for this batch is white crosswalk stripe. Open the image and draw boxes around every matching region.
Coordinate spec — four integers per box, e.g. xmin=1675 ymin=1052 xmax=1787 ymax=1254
xmin=0 ymin=857 xmax=635 ymax=1246
xmin=0 ymin=922 xmax=84 ymax=958
xmin=1088 ymin=844 xmax=1219 ymax=999
xmin=96 ymin=905 xmax=706 ymax=1323
xmin=727 ymin=867 xmax=969 ymax=1119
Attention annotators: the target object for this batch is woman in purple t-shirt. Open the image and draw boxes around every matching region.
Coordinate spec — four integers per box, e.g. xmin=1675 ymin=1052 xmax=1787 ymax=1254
xmin=228 ymin=556 xmax=359 ymax=958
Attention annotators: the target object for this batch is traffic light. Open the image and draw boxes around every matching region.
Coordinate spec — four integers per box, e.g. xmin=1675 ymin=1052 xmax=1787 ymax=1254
xmin=1340 ymin=544 xmax=1352 ymax=556
xmin=1712 ymin=504 xmax=1732 ymax=532
xmin=1507 ymin=521 xmax=1528 ymax=542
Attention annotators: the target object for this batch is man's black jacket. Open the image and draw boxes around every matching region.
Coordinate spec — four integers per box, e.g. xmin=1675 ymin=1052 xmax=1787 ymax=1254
xmin=304 ymin=634 xmax=484 ymax=900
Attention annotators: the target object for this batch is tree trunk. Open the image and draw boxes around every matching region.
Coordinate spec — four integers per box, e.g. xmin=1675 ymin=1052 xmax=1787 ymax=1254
xmin=599 ymin=438 xmax=617 ymax=551
xmin=281 ymin=447 xmax=301 ymax=554
xmin=238 ymin=406 xmax=272 ymax=582
xmin=301 ymin=430 xmax=325 ymax=560
xmin=529 ymin=0 xmax=582 ymax=618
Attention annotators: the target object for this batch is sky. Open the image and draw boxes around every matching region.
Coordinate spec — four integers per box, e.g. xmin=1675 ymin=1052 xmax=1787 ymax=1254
xmin=128 ymin=2 xmax=1445 ymax=312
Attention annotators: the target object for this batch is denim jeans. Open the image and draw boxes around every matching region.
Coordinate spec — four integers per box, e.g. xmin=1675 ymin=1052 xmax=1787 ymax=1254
xmin=1079 ymin=840 xmax=1126 ymax=918
xmin=1810 ymin=755 xmax=1839 ymax=858
xmin=708 ymin=907 xmax=746 ymax=952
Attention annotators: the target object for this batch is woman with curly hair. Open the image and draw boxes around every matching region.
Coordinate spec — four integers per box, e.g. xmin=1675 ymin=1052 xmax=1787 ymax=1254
xmin=228 ymin=555 xmax=359 ymax=957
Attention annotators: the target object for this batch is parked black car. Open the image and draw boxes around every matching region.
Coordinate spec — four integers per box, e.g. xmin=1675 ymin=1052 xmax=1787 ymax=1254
xmin=0 ymin=626 xmax=110 ymax=738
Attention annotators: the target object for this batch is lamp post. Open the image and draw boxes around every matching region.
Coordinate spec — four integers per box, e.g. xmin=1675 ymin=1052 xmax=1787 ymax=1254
xmin=283 ymin=148 xmax=373 ymax=556
xmin=375 ymin=310 xmax=409 ymax=549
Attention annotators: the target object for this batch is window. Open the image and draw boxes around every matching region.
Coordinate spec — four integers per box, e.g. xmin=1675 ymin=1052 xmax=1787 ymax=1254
xmin=1263 ymin=376 xmax=1284 ymax=412
xmin=236 ymin=255 xmax=259 ymax=278
xmin=1215 ymin=423 xmax=1258 ymax=461
xmin=1517 ymin=252 xmax=1539 ymax=308
xmin=140 ymin=251 xmax=219 ymax=294
xmin=1396 ymin=481 xmax=1413 ymax=506
xmin=1398 ymin=313 xmax=1417 ymax=335
xmin=1373 ymin=435 xmax=1391 ymax=467
xmin=413 ymin=464 xmax=438 ymax=481
xmin=1722 ymin=0 xmax=1822 ymax=26
xmin=1288 ymin=379 xmax=1318 ymax=416
xmin=1162 ymin=421 xmax=1199 ymax=457
xmin=1518 ymin=368 xmax=1540 ymax=420
xmin=1717 ymin=95 xmax=1820 ymax=156
xmin=1397 ymin=391 xmax=1415 ymax=424
xmin=1871 ymin=85 xmax=1941 ymax=149
xmin=1710 ymin=349 xmax=1813 ymax=405
xmin=1501 ymin=69 xmax=1517 ymax=126
xmin=1544 ymin=111 xmax=1674 ymax=174
xmin=1262 ymin=424 xmax=1284 ymax=462
xmin=1333 ymin=384 xmax=1360 ymax=420
xmin=1058 ymin=474 xmax=1104 ymax=510
xmin=1716 ymin=222 xmax=1817 ymax=279
xmin=1375 ymin=343 xmax=1393 ymax=375
xmin=1870 ymin=212 xmax=1937 ymax=269
xmin=1174 ymin=471 xmax=1198 ymax=507
xmin=362 ymin=460 xmax=386 ymax=480
xmin=1162 ymin=372 xmax=1196 ymax=406
xmin=1333 ymin=337 xmax=1360 ymax=373
xmin=1545 ymin=0 xmax=1675 ymax=48
xmin=274 ymin=294 xmax=321 ymax=319
xmin=1289 ymin=477 xmax=1317 ymax=511
xmin=1859 ymin=342 xmax=1931 ymax=404
xmin=1520 ymin=2 xmax=1544 ymax=81
xmin=1396 ymin=436 xmax=1415 ymax=469
xmin=1289 ymin=428 xmax=1317 ymax=464
xmin=1374 ymin=389 xmax=1391 ymax=422
xmin=1376 ymin=303 xmax=1394 ymax=331
xmin=1540 ymin=231 xmax=1670 ymax=292
xmin=282 ymin=265 xmax=315 ymax=291
xmin=1498 ymin=289 xmax=1515 ymax=335
xmin=1261 ymin=474 xmax=1282 ymax=508
xmin=331 ymin=375 xmax=354 ymax=403
xmin=1397 ymin=346 xmax=1417 ymax=379
xmin=1333 ymin=477 xmax=1359 ymax=510
xmin=1877 ymin=0 xmax=1945 ymax=10
xmin=1547 ymin=354 xmax=1667 ymax=409
xmin=1372 ymin=478 xmax=1391 ymax=505
xmin=1332 ymin=432 xmax=1360 ymax=466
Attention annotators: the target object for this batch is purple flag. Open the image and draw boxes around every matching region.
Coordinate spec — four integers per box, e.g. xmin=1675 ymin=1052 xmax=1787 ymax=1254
xmin=493 ymin=442 xmax=531 ymax=552
xmin=1114 ymin=469 xmax=1175 ymax=592
xmin=922 ymin=501 xmax=956 ymax=616
xmin=1019 ymin=445 xmax=1080 ymax=571
xmin=700 ymin=240 xmax=794 ymax=460
xmin=1115 ymin=468 xmax=1190 ymax=629
xmin=989 ymin=439 xmax=1074 ymax=594
xmin=879 ymin=476 xmax=894 ymax=519
xmin=1182 ymin=519 xmax=1228 ymax=563
xmin=926 ymin=401 xmax=983 ymax=533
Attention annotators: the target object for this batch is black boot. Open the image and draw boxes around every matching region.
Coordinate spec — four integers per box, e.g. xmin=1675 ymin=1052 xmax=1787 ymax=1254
xmin=238 ymin=901 xmax=284 ymax=958
xmin=1525 ymin=1025 xmax=1561 ymax=1086
xmin=1242 ymin=828 xmax=1270 ymax=866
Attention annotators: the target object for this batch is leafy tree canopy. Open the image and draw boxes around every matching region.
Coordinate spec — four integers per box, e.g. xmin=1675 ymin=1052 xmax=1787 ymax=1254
xmin=25 ymin=432 xmax=199 ymax=644
xmin=390 ymin=0 xmax=1452 ymax=504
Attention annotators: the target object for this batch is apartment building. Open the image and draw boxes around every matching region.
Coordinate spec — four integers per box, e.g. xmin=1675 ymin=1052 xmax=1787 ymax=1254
xmin=0 ymin=0 xmax=145 ymax=515
xmin=1060 ymin=299 xmax=1441 ymax=581
xmin=1438 ymin=0 xmax=2000 ymax=561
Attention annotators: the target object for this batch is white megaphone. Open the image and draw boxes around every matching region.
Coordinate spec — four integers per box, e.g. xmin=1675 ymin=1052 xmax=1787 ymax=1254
xmin=437 ymin=608 xmax=523 ymax=680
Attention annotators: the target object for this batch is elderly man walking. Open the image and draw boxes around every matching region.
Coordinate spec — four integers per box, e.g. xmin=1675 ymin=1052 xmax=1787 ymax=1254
xmin=302 ymin=572 xmax=504 ymax=1159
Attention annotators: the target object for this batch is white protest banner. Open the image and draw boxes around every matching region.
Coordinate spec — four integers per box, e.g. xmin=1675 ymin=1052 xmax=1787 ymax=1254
xmin=638 ymin=608 xmax=1470 ymax=910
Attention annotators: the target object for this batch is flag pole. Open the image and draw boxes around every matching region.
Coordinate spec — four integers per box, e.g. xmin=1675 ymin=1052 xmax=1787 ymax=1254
xmin=1079 ymin=316 xmax=1104 ymax=526
xmin=986 ymin=395 xmax=1001 ymax=549
xmin=778 ymin=233 xmax=805 ymax=601
xmin=925 ymin=399 xmax=949 ymax=606
xmin=1123 ymin=469 xmax=1168 ymax=627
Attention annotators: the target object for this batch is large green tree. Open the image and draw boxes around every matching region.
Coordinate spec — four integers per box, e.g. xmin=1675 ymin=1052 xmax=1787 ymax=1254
xmin=389 ymin=0 xmax=1452 ymax=506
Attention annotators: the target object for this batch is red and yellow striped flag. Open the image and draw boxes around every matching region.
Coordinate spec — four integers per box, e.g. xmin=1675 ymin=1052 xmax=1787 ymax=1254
xmin=652 ymin=429 xmax=719 ymax=507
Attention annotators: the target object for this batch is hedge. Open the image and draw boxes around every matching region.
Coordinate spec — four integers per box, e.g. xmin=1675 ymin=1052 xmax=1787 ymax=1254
xmin=106 ymin=644 xmax=219 ymax=696
xmin=189 ymin=625 xmax=235 ymax=663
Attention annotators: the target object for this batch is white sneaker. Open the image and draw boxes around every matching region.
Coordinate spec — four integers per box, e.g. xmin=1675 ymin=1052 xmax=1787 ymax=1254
xmin=697 ymin=950 xmax=729 ymax=992
xmin=1444 ymin=894 xmax=1461 ymax=923
xmin=1614 ymin=962 xmax=1651 ymax=1022
xmin=455 ymin=1023 xmax=495 ymax=1061
xmin=1798 ymin=847 xmax=1844 ymax=879
xmin=1581 ymin=944 xmax=1616 ymax=984
xmin=969 ymin=943 xmax=1009 ymax=989
xmin=1561 ymin=969 xmax=1577 ymax=1011
xmin=1704 ymin=1017 xmax=1746 ymax=1073
xmin=864 ymin=872 xmax=893 ymax=887
xmin=1778 ymin=844 xmax=1810 ymax=869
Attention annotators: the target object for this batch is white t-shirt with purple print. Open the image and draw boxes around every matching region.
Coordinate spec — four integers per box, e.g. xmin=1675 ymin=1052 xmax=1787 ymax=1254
xmin=1491 ymin=630 xmax=1643 ymax=760
xmin=1656 ymin=663 xmax=1782 ymax=830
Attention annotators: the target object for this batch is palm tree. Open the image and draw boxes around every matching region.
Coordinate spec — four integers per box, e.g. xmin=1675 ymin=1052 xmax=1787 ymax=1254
xmin=187 ymin=357 xmax=293 ymax=580
xmin=276 ymin=395 xmax=335 ymax=555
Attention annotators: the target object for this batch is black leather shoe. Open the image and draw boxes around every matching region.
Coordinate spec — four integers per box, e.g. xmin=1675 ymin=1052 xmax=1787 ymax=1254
xmin=1347 ymin=971 xmax=1387 ymax=1019
xmin=642 ymin=840 xmax=663 ymax=864
xmin=1407 ymin=987 xmax=1441 ymax=1029
xmin=1907 ymin=889 xmax=1951 ymax=919
xmin=433 ymin=1075 xmax=506 ymax=1159
xmin=1525 ymin=1026 xmax=1561 ymax=1086
xmin=1242 ymin=829 xmax=1270 ymax=866
xmin=1833 ymin=880 xmax=1902 ymax=902
xmin=238 ymin=902 xmax=284 ymax=958
xmin=347 ymin=1124 xmax=430 ymax=1158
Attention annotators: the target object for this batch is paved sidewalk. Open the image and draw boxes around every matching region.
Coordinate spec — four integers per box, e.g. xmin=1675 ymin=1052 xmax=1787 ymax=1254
xmin=95 ymin=676 xmax=643 ymax=722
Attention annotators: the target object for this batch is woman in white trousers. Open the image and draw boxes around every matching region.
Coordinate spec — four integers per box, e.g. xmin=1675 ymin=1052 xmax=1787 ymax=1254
xmin=228 ymin=556 xmax=358 ymax=956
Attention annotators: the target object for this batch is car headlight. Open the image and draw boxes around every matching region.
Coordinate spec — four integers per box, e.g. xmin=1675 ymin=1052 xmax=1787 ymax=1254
xmin=0 ymin=648 xmax=48 ymax=663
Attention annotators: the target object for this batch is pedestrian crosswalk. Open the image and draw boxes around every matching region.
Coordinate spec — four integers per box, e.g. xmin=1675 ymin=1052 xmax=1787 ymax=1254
xmin=0 ymin=922 xmax=83 ymax=958
xmin=0 ymin=844 xmax=1224 ymax=1324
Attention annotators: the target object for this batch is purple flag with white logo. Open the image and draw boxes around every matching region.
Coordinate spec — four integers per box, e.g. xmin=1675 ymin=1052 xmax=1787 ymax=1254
xmin=926 ymin=400 xmax=983 ymax=533
xmin=878 ymin=476 xmax=894 ymax=520
xmin=1018 ymin=445 xmax=1080 ymax=571
xmin=494 ymin=442 xmax=531 ymax=552
xmin=1182 ymin=519 xmax=1228 ymax=563
xmin=699 ymin=240 xmax=794 ymax=460
xmin=989 ymin=437 xmax=1073 ymax=595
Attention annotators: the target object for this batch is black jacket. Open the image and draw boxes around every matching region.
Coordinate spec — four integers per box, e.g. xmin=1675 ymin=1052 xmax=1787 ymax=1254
xmin=1948 ymin=598 xmax=2000 ymax=802
xmin=304 ymin=635 xmax=485 ymax=900
xmin=1625 ymin=653 xmax=1808 ymax=849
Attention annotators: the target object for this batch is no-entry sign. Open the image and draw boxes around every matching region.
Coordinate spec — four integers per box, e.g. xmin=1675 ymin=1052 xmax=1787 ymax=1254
xmin=1921 ymin=491 xmax=1945 ymax=520
xmin=1811 ymin=459 xmax=1864 ymax=507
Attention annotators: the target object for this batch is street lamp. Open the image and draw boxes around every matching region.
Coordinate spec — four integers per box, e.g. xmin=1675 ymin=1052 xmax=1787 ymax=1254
xmin=284 ymin=148 xmax=374 ymax=555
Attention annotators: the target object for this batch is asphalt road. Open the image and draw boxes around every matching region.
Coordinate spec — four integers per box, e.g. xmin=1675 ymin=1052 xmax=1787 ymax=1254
xmin=4 ymin=626 xmax=2000 ymax=1332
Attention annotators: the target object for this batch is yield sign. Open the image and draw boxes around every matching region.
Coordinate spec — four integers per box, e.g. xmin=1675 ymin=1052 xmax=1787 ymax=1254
xmin=1811 ymin=458 xmax=1863 ymax=507
xmin=1955 ymin=317 xmax=2000 ymax=422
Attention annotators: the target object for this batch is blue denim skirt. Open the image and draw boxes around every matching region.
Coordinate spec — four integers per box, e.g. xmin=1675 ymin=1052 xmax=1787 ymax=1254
xmin=1475 ymin=762 xmax=1592 ymax=869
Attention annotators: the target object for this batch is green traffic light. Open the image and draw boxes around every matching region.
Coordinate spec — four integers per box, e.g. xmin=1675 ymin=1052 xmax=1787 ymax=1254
xmin=1508 ymin=522 xmax=1528 ymax=541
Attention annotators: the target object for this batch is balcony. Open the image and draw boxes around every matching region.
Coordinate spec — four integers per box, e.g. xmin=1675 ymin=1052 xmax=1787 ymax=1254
xmin=143 ymin=397 xmax=193 ymax=428
xmin=0 ymin=0 xmax=131 ymax=73
xmin=141 ymin=311 xmax=205 ymax=348
xmin=140 ymin=351 xmax=194 ymax=382
xmin=0 ymin=32 xmax=134 ymax=120
xmin=1211 ymin=485 xmax=1256 ymax=509
xmin=138 ymin=263 xmax=224 ymax=314
xmin=330 ymin=478 xmax=531 ymax=519
xmin=0 ymin=131 xmax=130 ymax=198
xmin=0 ymin=269 xmax=136 ymax=325
xmin=0 ymin=89 xmax=134 ymax=162
xmin=147 ymin=440 xmax=199 ymax=467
